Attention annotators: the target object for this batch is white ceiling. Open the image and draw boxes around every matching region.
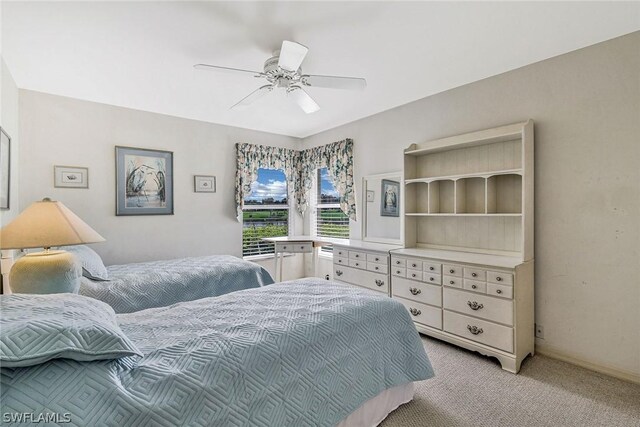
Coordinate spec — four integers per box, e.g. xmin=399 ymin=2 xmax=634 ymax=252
xmin=2 ymin=1 xmax=639 ymax=138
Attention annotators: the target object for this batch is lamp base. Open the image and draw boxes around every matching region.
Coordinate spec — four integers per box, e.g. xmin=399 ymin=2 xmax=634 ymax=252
xmin=9 ymin=250 xmax=81 ymax=294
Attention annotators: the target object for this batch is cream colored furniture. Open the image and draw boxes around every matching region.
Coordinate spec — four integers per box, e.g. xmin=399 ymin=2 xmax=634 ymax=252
xmin=396 ymin=121 xmax=534 ymax=373
xmin=332 ymin=241 xmax=403 ymax=295
xmin=262 ymin=236 xmax=345 ymax=281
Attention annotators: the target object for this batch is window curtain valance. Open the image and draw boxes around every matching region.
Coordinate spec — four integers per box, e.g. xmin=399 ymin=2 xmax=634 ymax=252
xmin=235 ymin=139 xmax=356 ymax=221
xmin=235 ymin=143 xmax=298 ymax=220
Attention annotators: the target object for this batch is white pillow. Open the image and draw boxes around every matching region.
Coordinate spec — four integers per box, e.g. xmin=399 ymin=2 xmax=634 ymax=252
xmin=64 ymin=245 xmax=109 ymax=281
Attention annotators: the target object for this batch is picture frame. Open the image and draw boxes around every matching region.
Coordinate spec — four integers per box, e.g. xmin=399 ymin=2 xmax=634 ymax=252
xmin=0 ymin=127 xmax=10 ymax=210
xmin=54 ymin=165 xmax=89 ymax=189
xmin=380 ymin=179 xmax=400 ymax=217
xmin=194 ymin=175 xmax=216 ymax=193
xmin=115 ymin=146 xmax=173 ymax=216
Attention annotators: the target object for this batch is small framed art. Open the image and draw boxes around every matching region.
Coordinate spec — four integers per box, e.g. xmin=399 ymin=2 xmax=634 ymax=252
xmin=54 ymin=166 xmax=89 ymax=189
xmin=0 ymin=127 xmax=10 ymax=209
xmin=115 ymin=146 xmax=173 ymax=216
xmin=194 ymin=175 xmax=216 ymax=193
xmin=380 ymin=179 xmax=400 ymax=217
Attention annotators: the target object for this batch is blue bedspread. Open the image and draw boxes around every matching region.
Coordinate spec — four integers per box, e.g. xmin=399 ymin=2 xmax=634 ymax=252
xmin=79 ymin=255 xmax=274 ymax=313
xmin=1 ymin=279 xmax=434 ymax=427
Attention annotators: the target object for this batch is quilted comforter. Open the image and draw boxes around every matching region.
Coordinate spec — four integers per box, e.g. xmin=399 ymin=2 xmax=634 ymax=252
xmin=79 ymin=255 xmax=274 ymax=313
xmin=1 ymin=279 xmax=434 ymax=427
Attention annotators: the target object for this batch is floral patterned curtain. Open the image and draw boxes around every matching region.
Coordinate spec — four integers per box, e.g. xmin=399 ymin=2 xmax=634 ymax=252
xmin=235 ymin=143 xmax=299 ymax=221
xmin=295 ymin=139 xmax=356 ymax=221
xmin=236 ymin=139 xmax=356 ymax=222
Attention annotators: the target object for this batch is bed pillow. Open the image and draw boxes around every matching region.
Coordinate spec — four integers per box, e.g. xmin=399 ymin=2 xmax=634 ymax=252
xmin=64 ymin=245 xmax=109 ymax=281
xmin=0 ymin=293 xmax=142 ymax=368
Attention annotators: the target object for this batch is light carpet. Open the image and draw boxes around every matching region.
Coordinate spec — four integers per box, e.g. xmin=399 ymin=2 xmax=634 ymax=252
xmin=381 ymin=336 xmax=640 ymax=427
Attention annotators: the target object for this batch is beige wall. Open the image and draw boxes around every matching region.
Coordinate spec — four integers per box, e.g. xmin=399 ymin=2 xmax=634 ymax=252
xmin=18 ymin=91 xmax=304 ymax=277
xmin=304 ymin=33 xmax=640 ymax=378
xmin=1 ymin=58 xmax=19 ymax=226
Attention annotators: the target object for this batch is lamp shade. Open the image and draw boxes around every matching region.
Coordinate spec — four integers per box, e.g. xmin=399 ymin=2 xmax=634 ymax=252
xmin=0 ymin=198 xmax=105 ymax=249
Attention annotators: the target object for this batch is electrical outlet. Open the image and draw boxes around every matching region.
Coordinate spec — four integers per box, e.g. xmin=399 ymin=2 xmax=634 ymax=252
xmin=535 ymin=324 xmax=544 ymax=339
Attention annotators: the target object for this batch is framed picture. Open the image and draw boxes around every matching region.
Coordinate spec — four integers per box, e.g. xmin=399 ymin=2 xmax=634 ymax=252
xmin=380 ymin=179 xmax=400 ymax=217
xmin=194 ymin=175 xmax=216 ymax=193
xmin=115 ymin=146 xmax=173 ymax=216
xmin=54 ymin=165 xmax=89 ymax=188
xmin=0 ymin=127 xmax=10 ymax=210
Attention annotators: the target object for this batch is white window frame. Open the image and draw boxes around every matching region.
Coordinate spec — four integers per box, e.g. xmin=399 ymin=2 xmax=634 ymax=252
xmin=242 ymin=169 xmax=293 ymax=260
xmin=311 ymin=168 xmax=349 ymax=256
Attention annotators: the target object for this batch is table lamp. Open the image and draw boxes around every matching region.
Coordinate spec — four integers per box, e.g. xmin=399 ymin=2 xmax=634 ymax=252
xmin=0 ymin=197 xmax=105 ymax=294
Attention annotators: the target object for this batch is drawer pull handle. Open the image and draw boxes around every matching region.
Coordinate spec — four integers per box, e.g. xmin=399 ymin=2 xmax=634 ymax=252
xmin=411 ymin=264 xmax=417 ymax=268
xmin=429 ymin=277 xmax=435 ymax=281
xmin=283 ymin=246 xmax=288 ymax=250
xmin=409 ymin=308 xmax=421 ymax=316
xmin=375 ymin=279 xmax=385 ymax=287
xmin=471 ymin=272 xmax=477 ymax=277
xmin=467 ymin=325 xmax=483 ymax=335
xmin=467 ymin=301 xmax=484 ymax=311
xmin=449 ymin=269 xmax=455 ymax=274
xmin=496 ymin=277 xmax=502 ymax=282
xmin=375 ymin=266 xmax=379 ymax=270
xmin=300 ymin=246 xmax=305 ymax=250
xmin=409 ymin=287 xmax=421 ymax=295
xmin=335 ymin=270 xmax=343 ymax=277
xmin=471 ymin=284 xmax=477 ymax=289
xmin=449 ymin=280 xmax=455 ymax=285
xmin=375 ymin=257 xmax=379 ymax=261
xmin=355 ymin=254 xmax=359 ymax=258
xmin=411 ymin=273 xmax=417 ymax=278
xmin=397 ymin=270 xmax=402 ymax=274
xmin=496 ymin=289 xmax=502 ymax=294
xmin=429 ymin=267 xmax=434 ymax=271
xmin=396 ymin=260 xmax=401 ymax=265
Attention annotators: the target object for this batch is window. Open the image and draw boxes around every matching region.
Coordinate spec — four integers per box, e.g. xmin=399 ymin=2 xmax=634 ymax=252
xmin=313 ymin=168 xmax=349 ymax=248
xmin=242 ymin=168 xmax=289 ymax=257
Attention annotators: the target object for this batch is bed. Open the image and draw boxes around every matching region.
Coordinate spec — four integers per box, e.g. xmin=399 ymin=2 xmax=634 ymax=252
xmin=78 ymin=254 xmax=275 ymax=313
xmin=1 ymin=278 xmax=434 ymax=426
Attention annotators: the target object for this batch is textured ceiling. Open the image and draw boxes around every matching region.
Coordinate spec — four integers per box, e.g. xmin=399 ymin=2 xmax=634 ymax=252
xmin=2 ymin=1 xmax=639 ymax=137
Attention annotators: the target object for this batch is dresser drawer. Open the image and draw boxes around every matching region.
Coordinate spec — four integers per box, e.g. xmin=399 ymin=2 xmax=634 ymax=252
xmin=333 ymin=265 xmax=388 ymax=294
xmin=487 ymin=283 xmax=513 ymax=299
xmin=443 ymin=275 xmax=462 ymax=289
xmin=334 ymin=257 xmax=349 ymax=266
xmin=444 ymin=311 xmax=513 ymax=353
xmin=349 ymin=250 xmax=367 ymax=261
xmin=406 ymin=269 xmax=423 ymax=281
xmin=366 ymin=253 xmax=388 ymax=264
xmin=423 ymin=274 xmax=442 ymax=285
xmin=348 ymin=259 xmax=366 ymax=270
xmin=487 ymin=270 xmax=513 ymax=285
xmin=277 ymin=242 xmax=312 ymax=253
xmin=423 ymin=261 xmax=441 ymax=274
xmin=396 ymin=297 xmax=442 ymax=329
xmin=463 ymin=279 xmax=486 ymax=294
xmin=464 ymin=267 xmax=486 ymax=281
xmin=367 ymin=262 xmax=388 ymax=274
xmin=392 ymin=277 xmax=442 ymax=307
xmin=443 ymin=288 xmax=513 ymax=326
xmin=334 ymin=247 xmax=348 ymax=258
xmin=443 ymin=264 xmax=463 ymax=277
xmin=391 ymin=266 xmax=406 ymax=278
xmin=391 ymin=257 xmax=406 ymax=268
xmin=406 ymin=259 xmax=423 ymax=270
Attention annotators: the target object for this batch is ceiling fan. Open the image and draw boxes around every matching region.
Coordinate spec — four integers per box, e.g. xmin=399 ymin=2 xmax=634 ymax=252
xmin=194 ymin=40 xmax=367 ymax=114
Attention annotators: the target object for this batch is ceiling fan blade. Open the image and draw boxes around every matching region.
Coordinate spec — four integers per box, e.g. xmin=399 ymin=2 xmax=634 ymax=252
xmin=288 ymin=87 xmax=320 ymax=114
xmin=231 ymin=85 xmax=274 ymax=110
xmin=278 ymin=41 xmax=309 ymax=72
xmin=194 ymin=64 xmax=263 ymax=77
xmin=302 ymin=74 xmax=367 ymax=91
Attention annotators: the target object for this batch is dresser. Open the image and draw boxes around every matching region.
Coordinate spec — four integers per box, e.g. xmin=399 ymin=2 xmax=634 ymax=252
xmin=397 ymin=121 xmax=534 ymax=373
xmin=332 ymin=241 xmax=402 ymax=296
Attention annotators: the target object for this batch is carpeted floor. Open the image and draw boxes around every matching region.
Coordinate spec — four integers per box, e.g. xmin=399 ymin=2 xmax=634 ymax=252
xmin=381 ymin=336 xmax=640 ymax=427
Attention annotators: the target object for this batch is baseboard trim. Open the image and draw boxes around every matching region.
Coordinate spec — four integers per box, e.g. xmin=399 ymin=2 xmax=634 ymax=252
xmin=536 ymin=343 xmax=640 ymax=385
